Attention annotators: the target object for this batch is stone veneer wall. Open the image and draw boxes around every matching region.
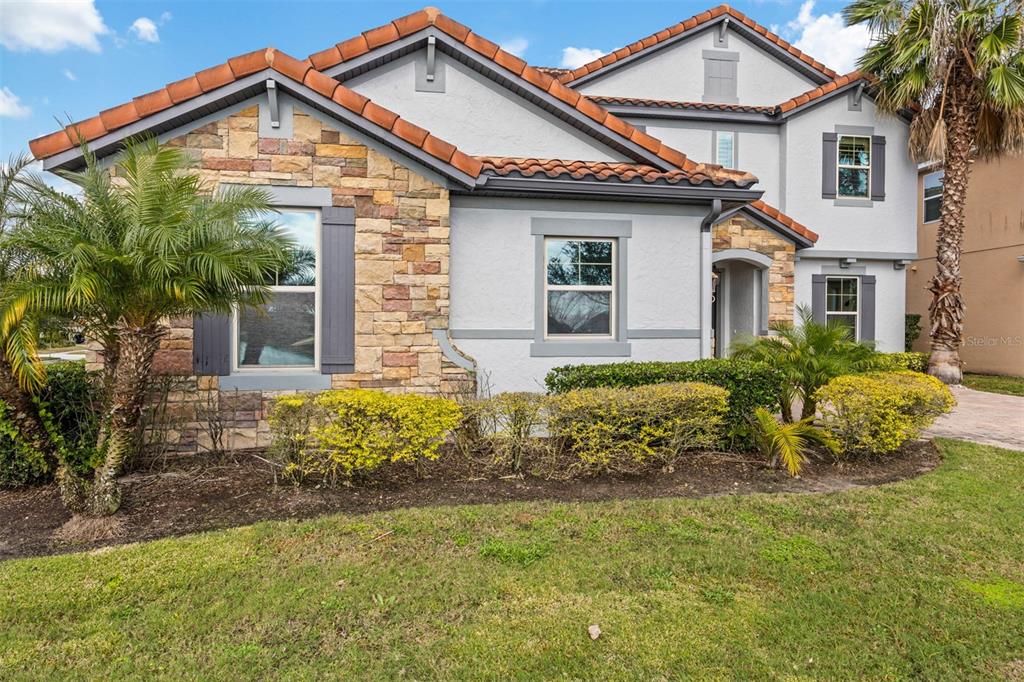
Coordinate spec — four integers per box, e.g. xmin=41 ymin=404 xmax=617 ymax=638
xmin=99 ymin=105 xmax=473 ymax=452
xmin=712 ymin=216 xmax=796 ymax=325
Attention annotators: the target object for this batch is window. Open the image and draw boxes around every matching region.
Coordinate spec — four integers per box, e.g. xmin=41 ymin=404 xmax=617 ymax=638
xmin=544 ymin=238 xmax=615 ymax=337
xmin=923 ymin=170 xmax=943 ymax=223
xmin=715 ymin=131 xmax=735 ymax=167
xmin=235 ymin=209 xmax=319 ymax=370
xmin=837 ymin=135 xmax=871 ymax=198
xmin=825 ymin=276 xmax=859 ymax=339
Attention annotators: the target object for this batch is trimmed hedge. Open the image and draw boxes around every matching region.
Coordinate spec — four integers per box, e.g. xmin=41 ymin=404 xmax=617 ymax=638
xmin=544 ymin=358 xmax=784 ymax=447
xmin=816 ymin=370 xmax=954 ymax=455
xmin=868 ymin=351 xmax=929 ymax=373
xmin=548 ymin=382 xmax=729 ymax=474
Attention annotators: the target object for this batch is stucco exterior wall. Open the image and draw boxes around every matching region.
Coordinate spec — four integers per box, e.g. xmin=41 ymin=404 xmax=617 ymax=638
xmin=450 ymin=197 xmax=704 ymax=393
xmin=781 ymin=96 xmax=917 ymax=255
xmin=907 ymin=156 xmax=1024 ymax=375
xmin=345 ymin=51 xmax=628 ymax=160
xmin=576 ymin=27 xmax=817 ymax=105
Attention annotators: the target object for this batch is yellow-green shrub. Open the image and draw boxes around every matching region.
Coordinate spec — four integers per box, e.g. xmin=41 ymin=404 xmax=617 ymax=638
xmin=815 ymin=371 xmax=955 ymax=456
xmin=268 ymin=389 xmax=462 ymax=484
xmin=454 ymin=392 xmax=549 ymax=472
xmin=548 ymin=382 xmax=728 ymax=474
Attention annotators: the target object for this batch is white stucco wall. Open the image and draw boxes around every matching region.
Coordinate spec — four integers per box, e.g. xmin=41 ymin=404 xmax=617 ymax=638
xmin=624 ymin=118 xmax=781 ymax=205
xmin=576 ymin=27 xmax=817 ymax=106
xmin=795 ymin=259 xmax=907 ymax=352
xmin=449 ymin=197 xmax=705 ymax=393
xmin=346 ymin=51 xmax=628 ymax=160
xmin=781 ymin=96 xmax=918 ymax=255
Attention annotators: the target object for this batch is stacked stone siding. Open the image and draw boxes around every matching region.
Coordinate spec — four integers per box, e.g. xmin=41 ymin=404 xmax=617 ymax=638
xmin=120 ymin=104 xmax=473 ymax=452
xmin=712 ymin=216 xmax=796 ymax=325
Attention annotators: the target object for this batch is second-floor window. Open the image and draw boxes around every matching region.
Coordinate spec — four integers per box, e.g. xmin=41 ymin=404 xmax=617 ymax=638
xmin=837 ymin=135 xmax=871 ymax=198
xmin=923 ymin=170 xmax=944 ymax=223
xmin=715 ymin=131 xmax=735 ymax=167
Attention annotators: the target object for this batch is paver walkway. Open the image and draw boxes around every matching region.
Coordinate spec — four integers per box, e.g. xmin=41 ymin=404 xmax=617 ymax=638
xmin=926 ymin=385 xmax=1024 ymax=451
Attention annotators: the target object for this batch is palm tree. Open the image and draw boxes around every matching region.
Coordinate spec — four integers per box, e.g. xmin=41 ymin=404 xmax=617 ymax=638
xmin=0 ymin=155 xmax=48 ymax=455
xmin=4 ymin=139 xmax=291 ymax=515
xmin=844 ymin=0 xmax=1024 ymax=383
xmin=732 ymin=306 xmax=876 ymax=421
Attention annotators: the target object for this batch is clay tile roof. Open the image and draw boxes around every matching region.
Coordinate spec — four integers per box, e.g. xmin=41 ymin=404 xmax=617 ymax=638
xmin=775 ymin=71 xmax=866 ymax=113
xmin=557 ymin=4 xmax=839 ymax=85
xmin=476 ymin=157 xmax=757 ymax=189
xmin=28 ymin=47 xmax=482 ymax=180
xmin=589 ymin=95 xmax=777 ymax=114
xmin=302 ymin=8 xmax=715 ymax=175
xmin=750 ymin=200 xmax=819 ymax=243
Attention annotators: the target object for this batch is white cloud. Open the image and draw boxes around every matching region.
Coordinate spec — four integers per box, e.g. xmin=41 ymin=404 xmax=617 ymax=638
xmin=129 ymin=17 xmax=159 ymax=43
xmin=0 ymin=0 xmax=108 ymax=53
xmin=787 ymin=0 xmax=871 ymax=73
xmin=559 ymin=46 xmax=606 ymax=70
xmin=62 ymin=68 xmax=77 ymax=81
xmin=0 ymin=87 xmax=32 ymax=118
xmin=159 ymin=11 xmax=173 ymax=24
xmin=500 ymin=37 xmax=529 ymax=58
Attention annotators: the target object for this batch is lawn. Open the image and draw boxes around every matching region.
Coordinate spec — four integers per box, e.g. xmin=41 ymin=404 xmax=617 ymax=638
xmin=2 ymin=439 xmax=1022 ymax=680
xmin=963 ymin=372 xmax=1024 ymax=397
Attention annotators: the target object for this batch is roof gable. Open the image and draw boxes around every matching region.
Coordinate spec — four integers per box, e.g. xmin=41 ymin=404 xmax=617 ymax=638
xmin=558 ymin=5 xmax=838 ymax=88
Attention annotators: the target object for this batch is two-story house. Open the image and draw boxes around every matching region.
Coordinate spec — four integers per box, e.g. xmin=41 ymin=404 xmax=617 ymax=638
xmin=28 ymin=5 xmax=917 ymax=436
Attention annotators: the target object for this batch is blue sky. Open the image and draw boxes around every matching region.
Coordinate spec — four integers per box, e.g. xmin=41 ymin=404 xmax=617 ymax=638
xmin=0 ymin=0 xmax=870 ymax=166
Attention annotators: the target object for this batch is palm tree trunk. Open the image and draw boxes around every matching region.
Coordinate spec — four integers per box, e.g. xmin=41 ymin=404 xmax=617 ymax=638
xmin=87 ymin=323 xmax=164 ymax=516
xmin=928 ymin=76 xmax=978 ymax=385
xmin=0 ymin=355 xmax=51 ymax=456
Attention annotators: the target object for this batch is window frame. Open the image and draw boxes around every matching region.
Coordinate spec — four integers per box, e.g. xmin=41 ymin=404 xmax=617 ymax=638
xmin=714 ymin=130 xmax=736 ymax=167
xmin=836 ymin=134 xmax=872 ymax=199
xmin=543 ymin=237 xmax=617 ymax=340
xmin=824 ymin=275 xmax=860 ymax=341
xmin=923 ymin=170 xmax=944 ymax=224
xmin=232 ymin=206 xmax=322 ymax=374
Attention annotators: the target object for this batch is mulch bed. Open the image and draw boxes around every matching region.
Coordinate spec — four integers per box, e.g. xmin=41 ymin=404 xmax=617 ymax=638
xmin=0 ymin=440 xmax=940 ymax=561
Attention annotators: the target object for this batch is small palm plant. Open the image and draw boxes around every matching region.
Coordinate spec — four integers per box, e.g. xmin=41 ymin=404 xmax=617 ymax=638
xmin=732 ymin=306 xmax=875 ymax=422
xmin=3 ymin=139 xmax=291 ymax=515
xmin=748 ymin=407 xmax=838 ymax=477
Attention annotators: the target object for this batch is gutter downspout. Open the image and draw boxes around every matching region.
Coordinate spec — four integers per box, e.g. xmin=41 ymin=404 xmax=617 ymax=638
xmin=700 ymin=199 xmax=722 ymax=359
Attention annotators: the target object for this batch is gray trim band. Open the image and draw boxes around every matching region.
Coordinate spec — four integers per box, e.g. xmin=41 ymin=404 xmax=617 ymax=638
xmin=712 ymin=247 xmax=773 ymax=269
xmin=835 ymin=124 xmax=875 ymax=136
xmin=530 ymin=341 xmax=632 ymax=357
xmin=627 ymin=329 xmax=700 ymax=339
xmin=450 ymin=328 xmax=700 ymax=340
xmin=799 ymin=250 xmax=917 ymax=260
xmin=702 ymin=49 xmax=739 ymax=61
xmin=531 ymin=218 xmax=633 ymax=238
xmin=833 ymin=198 xmax=874 ymax=208
xmin=219 ymin=372 xmax=332 ymax=391
xmin=432 ymin=330 xmax=476 ymax=371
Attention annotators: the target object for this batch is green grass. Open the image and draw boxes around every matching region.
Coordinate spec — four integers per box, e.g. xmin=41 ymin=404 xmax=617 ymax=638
xmin=963 ymin=373 xmax=1024 ymax=397
xmin=2 ymin=439 xmax=1023 ymax=680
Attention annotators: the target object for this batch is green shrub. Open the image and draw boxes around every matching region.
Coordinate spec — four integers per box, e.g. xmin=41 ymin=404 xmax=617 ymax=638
xmin=268 ymin=389 xmax=462 ymax=484
xmin=815 ymin=371 xmax=955 ymax=456
xmin=748 ymin=407 xmax=838 ymax=477
xmin=544 ymin=358 xmax=782 ymax=447
xmin=905 ymin=314 xmax=922 ymax=351
xmin=869 ymin=351 xmax=929 ymax=373
xmin=548 ymin=382 xmax=728 ymax=474
xmin=0 ymin=361 xmax=102 ymax=487
xmin=0 ymin=401 xmax=49 ymax=487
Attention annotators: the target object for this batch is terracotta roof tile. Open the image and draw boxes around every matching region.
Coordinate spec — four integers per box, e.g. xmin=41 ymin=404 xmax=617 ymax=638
xmin=557 ymin=4 xmax=839 ymax=85
xmin=28 ymin=47 xmax=484 ymax=182
xmin=775 ymin=71 xmax=865 ymax=113
xmin=750 ymin=200 xmax=819 ymax=243
xmin=477 ymin=157 xmax=756 ymax=188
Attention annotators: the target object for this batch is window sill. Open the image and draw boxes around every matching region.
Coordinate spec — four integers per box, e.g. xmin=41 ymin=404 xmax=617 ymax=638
xmin=219 ymin=372 xmax=331 ymax=391
xmin=833 ymin=197 xmax=874 ymax=208
xmin=530 ymin=341 xmax=631 ymax=357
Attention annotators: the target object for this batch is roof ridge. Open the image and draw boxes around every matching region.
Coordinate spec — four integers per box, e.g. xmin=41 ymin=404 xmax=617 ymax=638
xmin=300 ymin=7 xmax=712 ymax=176
xmin=28 ymin=46 xmax=483 ymax=178
xmin=556 ymin=4 xmax=838 ymax=85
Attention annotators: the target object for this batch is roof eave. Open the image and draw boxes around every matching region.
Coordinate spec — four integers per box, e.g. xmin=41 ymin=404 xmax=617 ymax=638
xmin=468 ymin=174 xmax=763 ymax=204
xmin=718 ymin=203 xmax=817 ymax=249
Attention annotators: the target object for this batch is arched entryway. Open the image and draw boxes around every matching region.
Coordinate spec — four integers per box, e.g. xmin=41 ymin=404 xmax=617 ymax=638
xmin=712 ymin=249 xmax=771 ymax=357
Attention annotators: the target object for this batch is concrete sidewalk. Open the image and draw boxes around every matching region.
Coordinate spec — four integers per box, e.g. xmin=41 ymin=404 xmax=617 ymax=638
xmin=926 ymin=385 xmax=1024 ymax=451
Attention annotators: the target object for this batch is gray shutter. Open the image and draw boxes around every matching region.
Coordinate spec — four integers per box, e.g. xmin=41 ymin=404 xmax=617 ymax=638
xmin=821 ymin=133 xmax=838 ymax=199
xmin=860 ymin=275 xmax=876 ymax=342
xmin=811 ymin=274 xmax=827 ymax=324
xmin=320 ymin=206 xmax=356 ymax=374
xmin=192 ymin=313 xmax=231 ymax=376
xmin=870 ymin=135 xmax=886 ymax=201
